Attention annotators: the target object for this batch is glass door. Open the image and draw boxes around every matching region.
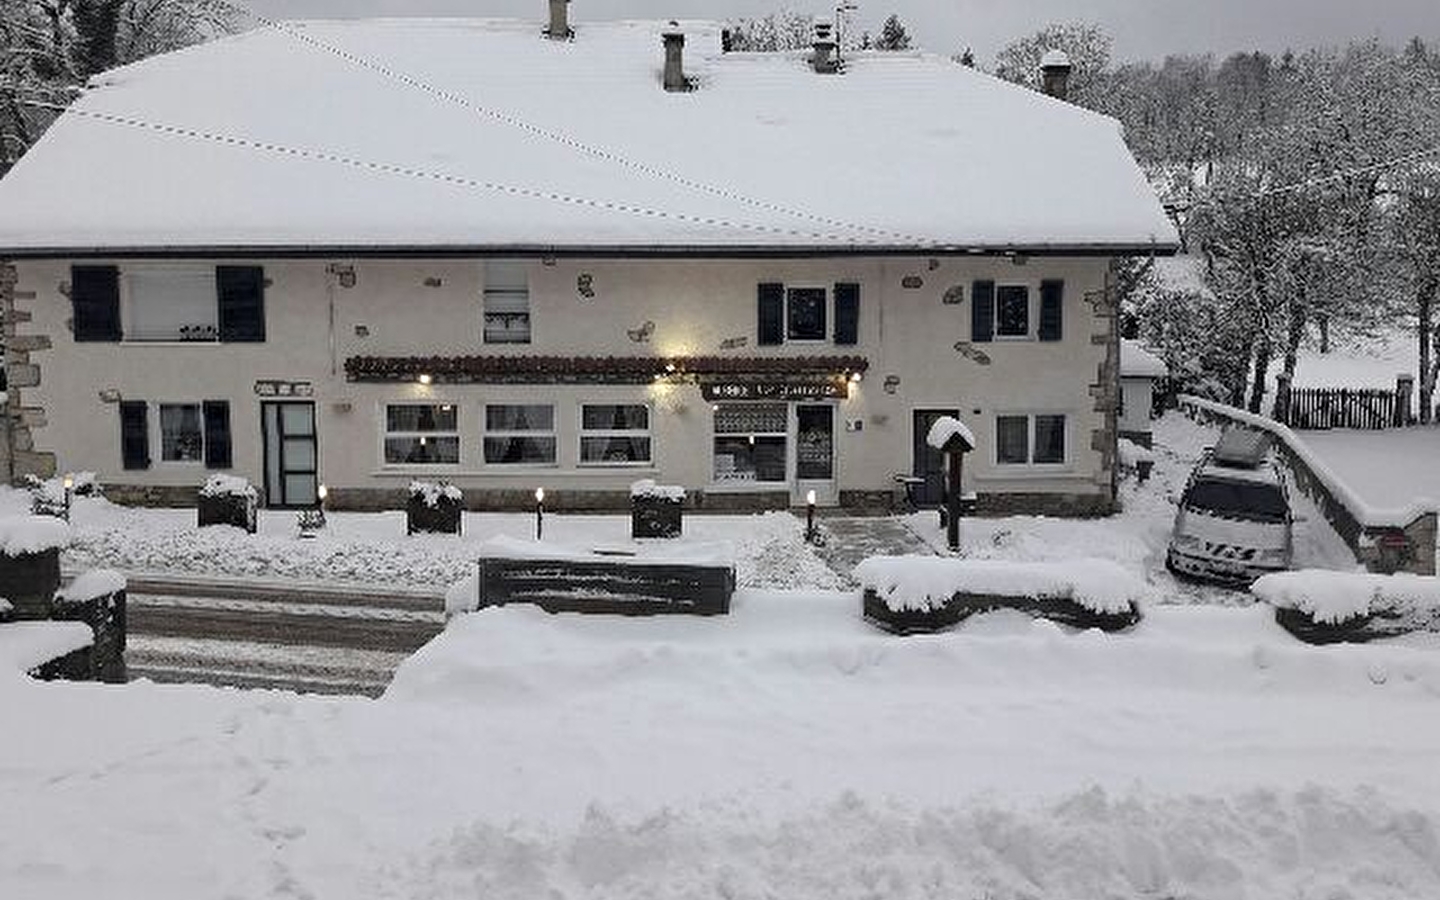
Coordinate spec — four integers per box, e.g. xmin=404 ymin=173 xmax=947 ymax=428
xmin=794 ymin=404 xmax=836 ymax=506
xmin=912 ymin=409 xmax=960 ymax=507
xmin=262 ymin=402 xmax=318 ymax=508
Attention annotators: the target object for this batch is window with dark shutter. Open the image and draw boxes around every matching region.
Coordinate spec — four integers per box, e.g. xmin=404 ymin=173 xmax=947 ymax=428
xmin=203 ymin=400 xmax=233 ymax=469
xmin=119 ymin=401 xmax=150 ymax=470
xmin=834 ymin=282 xmax=860 ymax=345
xmin=757 ymin=282 xmax=784 ymax=346
xmin=971 ymin=280 xmax=995 ymax=343
xmin=217 ymin=266 xmax=266 ymax=342
xmin=1039 ymin=280 xmax=1065 ymax=342
xmin=72 ymin=265 xmax=122 ymax=342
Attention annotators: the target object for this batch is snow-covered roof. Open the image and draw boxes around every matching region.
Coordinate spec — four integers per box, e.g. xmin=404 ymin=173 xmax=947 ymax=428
xmin=0 ymin=18 xmax=1178 ymax=256
xmin=1121 ymin=340 xmax=1168 ymax=379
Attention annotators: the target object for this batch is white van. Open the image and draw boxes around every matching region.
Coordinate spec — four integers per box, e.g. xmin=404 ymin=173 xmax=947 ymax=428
xmin=1166 ymin=429 xmax=1293 ymax=586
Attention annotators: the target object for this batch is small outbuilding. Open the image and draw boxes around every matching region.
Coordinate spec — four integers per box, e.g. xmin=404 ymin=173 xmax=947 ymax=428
xmin=1119 ymin=340 xmax=1167 ymax=448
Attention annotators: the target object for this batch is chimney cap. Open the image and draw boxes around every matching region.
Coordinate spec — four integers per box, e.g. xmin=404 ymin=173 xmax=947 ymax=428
xmin=1040 ymin=48 xmax=1072 ymax=70
xmin=662 ymin=22 xmax=685 ymax=42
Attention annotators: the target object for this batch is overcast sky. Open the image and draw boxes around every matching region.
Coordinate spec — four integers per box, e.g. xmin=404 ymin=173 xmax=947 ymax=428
xmin=246 ymin=1 xmax=1440 ymax=62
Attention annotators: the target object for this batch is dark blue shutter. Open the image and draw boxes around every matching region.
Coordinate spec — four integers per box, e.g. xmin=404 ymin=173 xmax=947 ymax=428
xmin=119 ymin=401 xmax=150 ymax=470
xmin=1039 ymin=279 xmax=1064 ymax=342
xmin=203 ymin=400 xmax=233 ymax=469
xmin=833 ymin=282 xmax=860 ymax=345
xmin=72 ymin=265 xmax=121 ymax=342
xmin=971 ymin=280 xmax=995 ymax=343
xmin=757 ymin=282 xmax=784 ymax=346
xmin=218 ymin=266 xmax=266 ymax=342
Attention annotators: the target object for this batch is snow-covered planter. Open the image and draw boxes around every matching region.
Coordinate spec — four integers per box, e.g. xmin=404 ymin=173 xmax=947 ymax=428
xmin=1254 ymin=570 xmax=1440 ymax=644
xmin=51 ymin=570 xmax=128 ymax=683
xmin=477 ymin=546 xmax=734 ymax=617
xmin=197 ymin=475 xmax=258 ymax=534
xmin=856 ymin=557 xmax=1147 ymax=635
xmin=408 ymin=480 xmax=463 ymax=535
xmin=0 ymin=515 xmax=71 ymax=620
xmin=631 ymin=479 xmax=685 ymax=539
xmin=1118 ymin=438 xmax=1156 ymax=483
xmin=0 ymin=597 xmax=14 ymax=625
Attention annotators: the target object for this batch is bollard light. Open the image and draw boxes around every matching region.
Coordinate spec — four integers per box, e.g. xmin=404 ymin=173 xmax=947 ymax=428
xmin=805 ymin=489 xmax=817 ymax=544
xmin=317 ymin=483 xmax=329 ymax=505
xmin=61 ymin=474 xmax=75 ymax=523
xmin=535 ymin=487 xmax=545 ymax=541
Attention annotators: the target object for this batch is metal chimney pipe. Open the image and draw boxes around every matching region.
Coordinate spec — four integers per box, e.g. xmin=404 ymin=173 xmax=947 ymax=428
xmin=545 ymin=0 xmax=570 ymax=40
xmin=662 ymin=30 xmax=688 ymax=92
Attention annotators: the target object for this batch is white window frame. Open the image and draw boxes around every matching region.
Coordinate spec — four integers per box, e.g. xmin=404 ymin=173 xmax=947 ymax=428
xmin=711 ymin=403 xmax=790 ymax=486
xmin=994 ymin=412 xmax=1070 ymax=468
xmin=578 ymin=403 xmax=653 ymax=468
xmin=993 ymin=282 xmax=1035 ymax=342
xmin=784 ymin=284 xmax=830 ymax=344
xmin=381 ymin=401 xmax=462 ymax=468
xmin=156 ymin=401 xmax=206 ymax=465
xmin=121 ymin=264 xmax=219 ymax=344
xmin=482 ymin=259 xmax=532 ymax=345
xmin=483 ymin=403 xmax=558 ymax=467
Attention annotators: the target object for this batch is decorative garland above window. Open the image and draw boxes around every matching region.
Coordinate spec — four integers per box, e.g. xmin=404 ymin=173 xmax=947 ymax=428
xmin=344 ymin=354 xmax=869 ymax=386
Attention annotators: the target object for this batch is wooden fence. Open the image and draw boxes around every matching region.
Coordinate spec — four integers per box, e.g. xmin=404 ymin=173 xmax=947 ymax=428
xmin=1274 ymin=375 xmax=1414 ymax=431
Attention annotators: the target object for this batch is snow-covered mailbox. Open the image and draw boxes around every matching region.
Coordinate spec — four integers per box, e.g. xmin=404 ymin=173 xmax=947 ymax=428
xmin=631 ymin=480 xmax=684 ymax=539
xmin=1255 ymin=570 xmax=1440 ymax=644
xmin=925 ymin=416 xmax=975 ymax=552
xmin=197 ymin=475 xmax=259 ymax=534
xmin=857 ymin=557 xmax=1145 ymax=635
xmin=408 ymin=480 xmax=463 ymax=535
xmin=1120 ymin=340 xmax=1168 ymax=448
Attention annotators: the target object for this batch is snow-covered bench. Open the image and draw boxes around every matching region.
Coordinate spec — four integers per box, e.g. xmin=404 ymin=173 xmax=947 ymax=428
xmin=1254 ymin=570 xmax=1440 ymax=644
xmin=856 ymin=557 xmax=1146 ymax=635
xmin=464 ymin=541 xmax=734 ymax=617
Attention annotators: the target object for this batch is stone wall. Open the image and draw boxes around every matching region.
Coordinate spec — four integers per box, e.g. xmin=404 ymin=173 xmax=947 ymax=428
xmin=1086 ymin=263 xmax=1122 ymax=509
xmin=1 ymin=259 xmax=55 ymax=484
xmin=1181 ymin=396 xmax=1438 ymax=577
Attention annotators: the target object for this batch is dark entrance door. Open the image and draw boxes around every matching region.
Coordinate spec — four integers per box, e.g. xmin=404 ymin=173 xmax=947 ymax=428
xmin=913 ymin=408 xmax=960 ymax=507
xmin=262 ymin=401 xmax=318 ymax=508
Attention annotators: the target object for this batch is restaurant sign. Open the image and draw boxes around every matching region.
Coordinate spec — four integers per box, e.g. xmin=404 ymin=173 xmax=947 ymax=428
xmin=700 ymin=379 xmax=848 ymax=402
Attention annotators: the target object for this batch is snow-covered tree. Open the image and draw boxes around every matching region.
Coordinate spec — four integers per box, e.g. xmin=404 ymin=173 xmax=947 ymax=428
xmin=873 ymin=14 xmax=910 ymax=51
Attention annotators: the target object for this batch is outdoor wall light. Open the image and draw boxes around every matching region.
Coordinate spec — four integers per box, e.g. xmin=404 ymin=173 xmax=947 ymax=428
xmin=418 ymin=373 xmax=434 ymax=386
xmin=849 ymin=371 xmax=863 ymax=384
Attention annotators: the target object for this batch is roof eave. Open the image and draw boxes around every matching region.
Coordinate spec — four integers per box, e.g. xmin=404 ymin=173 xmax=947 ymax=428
xmin=0 ymin=240 xmax=1182 ymax=261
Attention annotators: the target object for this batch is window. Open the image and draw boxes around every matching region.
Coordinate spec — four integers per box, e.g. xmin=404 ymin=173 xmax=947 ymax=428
xmin=580 ymin=404 xmax=651 ymax=466
xmin=485 ymin=404 xmax=556 ymax=465
xmin=385 ymin=403 xmax=460 ymax=465
xmin=713 ymin=404 xmax=787 ymax=483
xmin=995 ymin=285 xmax=1030 ymax=338
xmin=787 ymin=287 xmax=827 ymax=341
xmin=159 ymin=404 xmax=205 ymax=462
xmin=483 ymin=260 xmax=531 ymax=344
xmin=125 ymin=266 xmax=219 ymax=342
xmin=996 ymin=414 xmax=1067 ymax=466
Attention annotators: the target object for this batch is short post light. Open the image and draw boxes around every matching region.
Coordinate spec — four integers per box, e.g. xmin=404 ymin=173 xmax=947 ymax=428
xmin=805 ymin=489 xmax=818 ymax=544
xmin=62 ymin=474 xmax=74 ymax=522
xmin=298 ymin=483 xmax=328 ymax=538
xmin=535 ymin=487 xmax=546 ymax=541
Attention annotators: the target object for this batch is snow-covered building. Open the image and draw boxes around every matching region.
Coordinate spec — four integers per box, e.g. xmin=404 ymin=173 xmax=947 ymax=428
xmin=0 ymin=13 xmax=1177 ymax=513
xmin=1119 ymin=340 xmax=1168 ymax=447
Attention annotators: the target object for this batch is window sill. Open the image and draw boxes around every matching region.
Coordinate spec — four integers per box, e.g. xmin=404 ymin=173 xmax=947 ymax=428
xmin=120 ymin=340 xmax=223 ymax=347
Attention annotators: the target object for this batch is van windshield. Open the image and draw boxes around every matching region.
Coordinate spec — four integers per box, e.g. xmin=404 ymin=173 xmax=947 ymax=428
xmin=1185 ymin=477 xmax=1288 ymax=523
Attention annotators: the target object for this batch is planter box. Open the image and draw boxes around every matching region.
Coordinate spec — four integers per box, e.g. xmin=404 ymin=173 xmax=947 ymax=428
xmin=51 ymin=589 xmax=128 ymax=684
xmin=0 ymin=547 xmax=61 ymax=620
xmin=407 ymin=494 xmax=463 ymax=535
xmin=863 ymin=588 xmax=1140 ymax=636
xmin=632 ymin=495 xmax=683 ymax=539
xmin=478 ymin=555 xmax=733 ymax=616
xmin=1273 ymin=606 xmax=1439 ymax=645
xmin=198 ymin=492 xmax=257 ymax=533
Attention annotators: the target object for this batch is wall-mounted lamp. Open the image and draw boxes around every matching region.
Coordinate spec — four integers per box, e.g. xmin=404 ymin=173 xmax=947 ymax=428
xmin=418 ymin=374 xmax=433 ymax=386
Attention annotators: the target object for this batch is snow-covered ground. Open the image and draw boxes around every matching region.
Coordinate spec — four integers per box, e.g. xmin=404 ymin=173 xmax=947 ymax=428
xmin=5 ymin=592 xmax=1440 ymax=898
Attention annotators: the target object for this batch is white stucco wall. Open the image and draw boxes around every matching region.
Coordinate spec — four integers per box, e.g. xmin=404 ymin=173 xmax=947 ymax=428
xmin=12 ymin=255 xmax=1116 ymax=505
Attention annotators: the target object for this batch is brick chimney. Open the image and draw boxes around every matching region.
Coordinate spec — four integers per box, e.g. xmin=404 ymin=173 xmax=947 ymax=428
xmin=662 ymin=28 xmax=689 ymax=92
xmin=545 ymin=0 xmax=571 ymax=40
xmin=1040 ymin=48 xmax=1073 ymax=100
xmin=811 ymin=19 xmax=839 ymax=74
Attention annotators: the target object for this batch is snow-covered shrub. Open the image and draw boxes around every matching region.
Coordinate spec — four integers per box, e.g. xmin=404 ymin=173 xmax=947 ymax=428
xmin=409 ymin=480 xmax=463 ymax=508
xmin=199 ymin=474 xmax=258 ymax=500
xmin=856 ymin=556 xmax=1151 ymax=616
xmin=197 ymin=476 xmax=258 ymax=534
xmin=630 ymin=479 xmax=686 ymax=502
xmin=1253 ymin=570 xmax=1440 ymax=625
